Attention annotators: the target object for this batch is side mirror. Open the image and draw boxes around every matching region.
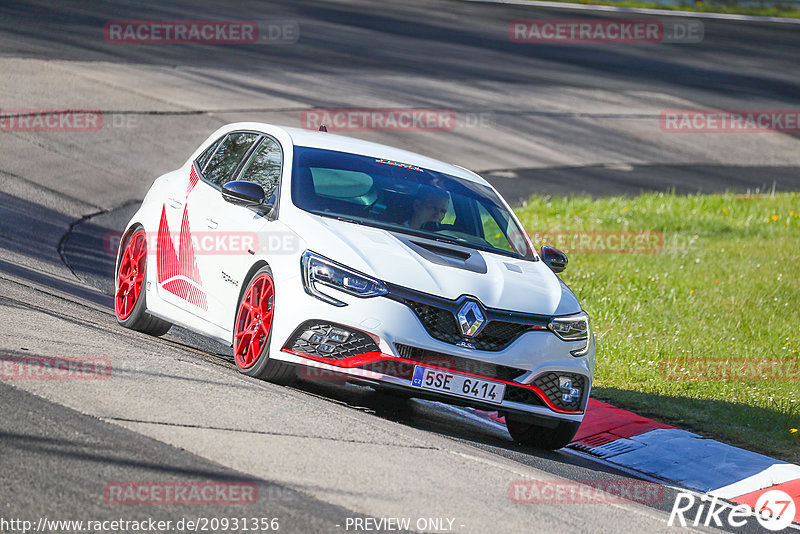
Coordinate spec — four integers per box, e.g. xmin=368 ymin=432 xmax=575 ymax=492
xmin=541 ymin=245 xmax=568 ymax=273
xmin=222 ymin=181 xmax=265 ymax=206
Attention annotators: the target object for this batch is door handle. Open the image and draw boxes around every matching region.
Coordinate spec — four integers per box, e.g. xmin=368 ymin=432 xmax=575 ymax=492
xmin=167 ymin=197 xmax=183 ymax=209
xmin=206 ymin=218 xmax=218 ymax=229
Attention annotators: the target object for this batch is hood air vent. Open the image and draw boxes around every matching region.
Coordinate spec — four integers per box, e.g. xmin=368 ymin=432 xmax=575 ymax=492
xmin=393 ymin=234 xmax=488 ymax=274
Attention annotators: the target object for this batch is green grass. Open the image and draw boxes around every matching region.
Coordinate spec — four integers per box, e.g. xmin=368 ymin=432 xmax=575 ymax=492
xmin=514 ymin=192 xmax=800 ymax=463
xmin=534 ymin=0 xmax=800 ymax=18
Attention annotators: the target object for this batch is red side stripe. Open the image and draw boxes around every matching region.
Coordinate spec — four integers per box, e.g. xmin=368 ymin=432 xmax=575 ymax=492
xmin=187 ymin=166 xmax=199 ymax=198
xmin=157 ymin=205 xmax=178 ymax=284
xmin=155 ymin=202 xmax=208 ymax=310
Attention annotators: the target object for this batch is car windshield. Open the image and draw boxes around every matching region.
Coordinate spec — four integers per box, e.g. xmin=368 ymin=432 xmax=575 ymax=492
xmin=291 ymin=147 xmax=534 ymax=260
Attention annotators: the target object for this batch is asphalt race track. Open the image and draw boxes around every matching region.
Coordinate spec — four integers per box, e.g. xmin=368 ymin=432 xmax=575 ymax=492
xmin=1 ymin=1 xmax=799 ymax=532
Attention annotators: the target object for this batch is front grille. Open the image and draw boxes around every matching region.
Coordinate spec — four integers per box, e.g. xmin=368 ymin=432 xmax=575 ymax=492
xmin=401 ymin=299 xmax=543 ymax=351
xmin=394 ymin=344 xmax=528 ymax=381
xmin=403 ymin=301 xmax=462 ymax=344
xmin=477 ymin=321 xmax=536 ymax=351
xmin=533 ymin=372 xmax=587 ymax=411
xmin=284 ymin=321 xmax=378 ymax=360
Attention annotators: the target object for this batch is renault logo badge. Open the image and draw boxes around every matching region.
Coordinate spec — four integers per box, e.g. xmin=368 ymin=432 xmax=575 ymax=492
xmin=456 ymin=301 xmax=485 ymax=337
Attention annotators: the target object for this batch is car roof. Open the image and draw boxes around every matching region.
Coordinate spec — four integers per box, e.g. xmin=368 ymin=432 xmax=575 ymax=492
xmin=222 ymin=122 xmax=489 ymax=186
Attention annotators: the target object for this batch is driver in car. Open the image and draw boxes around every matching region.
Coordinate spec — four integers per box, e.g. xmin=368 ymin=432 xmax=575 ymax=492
xmin=404 ymin=187 xmax=450 ymax=230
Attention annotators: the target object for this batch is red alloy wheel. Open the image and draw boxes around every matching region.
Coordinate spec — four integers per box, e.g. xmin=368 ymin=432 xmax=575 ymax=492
xmin=115 ymin=230 xmax=147 ymax=320
xmin=234 ymin=273 xmax=275 ymax=369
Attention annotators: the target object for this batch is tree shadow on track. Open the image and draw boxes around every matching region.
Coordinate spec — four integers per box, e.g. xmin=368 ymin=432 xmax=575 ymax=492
xmin=1 ymin=0 xmax=799 ymax=106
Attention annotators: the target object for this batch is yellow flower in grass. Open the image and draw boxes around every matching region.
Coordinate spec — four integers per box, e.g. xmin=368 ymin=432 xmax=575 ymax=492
xmin=791 ymin=211 xmax=798 ymax=219
xmin=772 ymin=214 xmax=780 ymax=221
xmin=791 ymin=428 xmax=798 ymax=434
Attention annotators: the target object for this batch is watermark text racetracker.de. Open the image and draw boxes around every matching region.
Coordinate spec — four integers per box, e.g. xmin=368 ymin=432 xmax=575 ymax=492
xmin=105 ymin=231 xmax=300 ymax=256
xmin=529 ymin=230 xmax=664 ymax=254
xmin=1 ymin=356 xmax=111 ymax=380
xmin=661 ymin=109 xmax=800 ymax=133
xmin=661 ymin=357 xmax=800 ymax=382
xmin=103 ymin=19 xmax=299 ymax=44
xmin=299 ymin=355 xmax=458 ymax=382
xmin=104 ymin=481 xmax=258 ymax=506
xmin=301 ymin=108 xmax=495 ymax=132
xmin=0 ymin=109 xmax=103 ymax=132
xmin=0 ymin=109 xmax=145 ymax=132
xmin=510 ymin=19 xmax=703 ymax=44
xmin=302 ymin=108 xmax=454 ymax=132
xmin=509 ymin=479 xmax=664 ymax=504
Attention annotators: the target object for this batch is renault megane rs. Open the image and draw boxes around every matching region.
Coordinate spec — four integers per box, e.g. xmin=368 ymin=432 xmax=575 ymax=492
xmin=115 ymin=122 xmax=595 ymax=449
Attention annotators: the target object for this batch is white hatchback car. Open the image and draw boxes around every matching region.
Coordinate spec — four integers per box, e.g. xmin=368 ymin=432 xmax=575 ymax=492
xmin=115 ymin=122 xmax=595 ymax=449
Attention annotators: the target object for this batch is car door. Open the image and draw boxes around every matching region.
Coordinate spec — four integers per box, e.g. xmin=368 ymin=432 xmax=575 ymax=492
xmin=186 ymin=132 xmax=282 ymax=329
xmin=161 ymin=131 xmax=261 ymax=323
xmin=154 ymin=136 xmax=223 ymax=313
xmin=190 ymin=134 xmax=284 ymax=329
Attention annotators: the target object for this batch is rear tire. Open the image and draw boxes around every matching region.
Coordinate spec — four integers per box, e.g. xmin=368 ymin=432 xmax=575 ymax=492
xmin=233 ymin=266 xmax=296 ymax=384
xmin=115 ymin=226 xmax=171 ymax=336
xmin=505 ymin=415 xmax=580 ymax=450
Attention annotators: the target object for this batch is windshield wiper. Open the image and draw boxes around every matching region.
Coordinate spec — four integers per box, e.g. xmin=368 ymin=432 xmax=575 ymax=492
xmin=330 ymin=215 xmax=365 ymax=226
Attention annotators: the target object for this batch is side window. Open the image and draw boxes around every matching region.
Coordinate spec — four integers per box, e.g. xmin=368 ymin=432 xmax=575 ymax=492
xmin=195 ymin=137 xmax=222 ymax=172
xmin=477 ymin=203 xmax=530 ymax=256
xmin=239 ymin=137 xmax=283 ymax=199
xmin=477 ymin=203 xmax=513 ymax=253
xmin=203 ymin=132 xmax=260 ymax=187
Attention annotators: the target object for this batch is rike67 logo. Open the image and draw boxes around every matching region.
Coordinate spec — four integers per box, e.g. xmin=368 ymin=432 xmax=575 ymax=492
xmin=669 ymin=490 xmax=797 ymax=531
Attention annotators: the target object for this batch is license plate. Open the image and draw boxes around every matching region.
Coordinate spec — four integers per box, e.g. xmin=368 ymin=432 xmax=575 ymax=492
xmin=411 ymin=365 xmax=505 ymax=405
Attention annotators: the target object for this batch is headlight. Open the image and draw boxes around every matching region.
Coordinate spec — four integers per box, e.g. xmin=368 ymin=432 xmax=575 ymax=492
xmin=548 ymin=312 xmax=591 ymax=357
xmin=301 ymin=251 xmax=388 ymax=306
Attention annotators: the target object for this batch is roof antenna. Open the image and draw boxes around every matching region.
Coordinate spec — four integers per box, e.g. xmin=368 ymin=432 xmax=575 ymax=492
xmin=319 ymin=124 xmax=328 ymax=132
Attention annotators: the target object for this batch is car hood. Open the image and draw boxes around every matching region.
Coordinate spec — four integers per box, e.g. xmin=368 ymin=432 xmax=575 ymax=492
xmin=292 ymin=213 xmax=581 ymax=316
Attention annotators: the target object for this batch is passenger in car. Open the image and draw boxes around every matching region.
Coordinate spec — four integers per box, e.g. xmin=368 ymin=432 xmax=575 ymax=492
xmin=404 ymin=188 xmax=450 ymax=230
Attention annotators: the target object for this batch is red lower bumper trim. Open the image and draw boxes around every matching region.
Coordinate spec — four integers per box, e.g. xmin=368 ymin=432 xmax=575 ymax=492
xmin=281 ymin=348 xmax=584 ymax=415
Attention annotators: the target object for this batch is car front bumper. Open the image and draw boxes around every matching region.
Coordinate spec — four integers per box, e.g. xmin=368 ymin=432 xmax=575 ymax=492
xmin=270 ymin=274 xmax=595 ymax=423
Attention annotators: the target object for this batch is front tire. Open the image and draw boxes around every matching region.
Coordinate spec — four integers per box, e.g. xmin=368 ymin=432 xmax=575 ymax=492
xmin=115 ymin=226 xmax=171 ymax=336
xmin=505 ymin=415 xmax=580 ymax=450
xmin=233 ymin=266 xmax=295 ymax=383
